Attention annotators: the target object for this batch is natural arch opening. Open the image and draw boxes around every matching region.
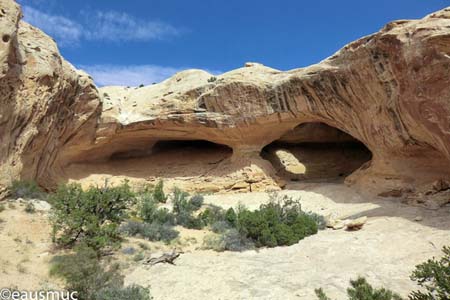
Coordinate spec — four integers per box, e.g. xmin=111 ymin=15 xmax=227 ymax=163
xmin=109 ymin=139 xmax=232 ymax=161
xmin=64 ymin=139 xmax=233 ymax=184
xmin=261 ymin=122 xmax=372 ymax=182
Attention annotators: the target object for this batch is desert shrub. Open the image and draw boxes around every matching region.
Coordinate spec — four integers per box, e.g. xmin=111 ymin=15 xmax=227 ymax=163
xmin=121 ymin=247 xmax=136 ymax=255
xmin=172 ymin=187 xmax=204 ymax=229
xmin=235 ymin=197 xmax=318 ymax=248
xmin=138 ymin=242 xmax=150 ymax=250
xmin=203 ymin=228 xmax=254 ymax=252
xmin=10 ymin=180 xmax=46 ymax=200
xmin=120 ymin=220 xmax=179 ymax=243
xmin=190 ymin=194 xmax=204 ymax=210
xmin=50 ymin=245 xmax=122 ymax=300
xmin=308 ymin=211 xmax=327 ymax=230
xmin=225 ymin=207 xmax=237 ymax=226
xmin=0 ymin=203 xmax=5 ymax=212
xmin=409 ymin=246 xmax=450 ymax=300
xmin=199 ymin=205 xmax=226 ymax=225
xmin=175 ymin=210 xmax=204 ymax=229
xmin=139 ymin=194 xmax=175 ymax=225
xmin=95 ymin=285 xmax=151 ymax=300
xmin=221 ymin=228 xmax=255 ymax=251
xmin=172 ymin=188 xmax=193 ymax=214
xmin=153 ymin=180 xmax=167 ymax=203
xmin=202 ymin=194 xmax=321 ymax=250
xmin=141 ymin=222 xmax=179 ymax=242
xmin=133 ymin=252 xmax=145 ymax=262
xmin=315 ymin=277 xmax=402 ymax=300
xmin=24 ymin=202 xmax=36 ymax=214
xmin=49 ymin=182 xmax=136 ymax=252
xmin=207 ymin=76 xmax=217 ymax=83
xmin=202 ymin=234 xmax=225 ymax=251
xmin=50 ymin=245 xmax=151 ymax=300
xmin=151 ymin=208 xmax=175 ymax=225
xmin=119 ymin=220 xmax=145 ymax=236
xmin=211 ymin=221 xmax=232 ymax=233
xmin=138 ymin=194 xmax=158 ymax=222
xmin=315 ymin=288 xmax=331 ymax=300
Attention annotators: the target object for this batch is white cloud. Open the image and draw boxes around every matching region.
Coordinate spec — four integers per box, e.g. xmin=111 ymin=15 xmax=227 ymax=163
xmin=78 ymin=64 xmax=183 ymax=87
xmin=83 ymin=11 xmax=179 ymax=42
xmin=22 ymin=6 xmax=82 ymax=46
xmin=21 ymin=6 xmax=179 ymax=47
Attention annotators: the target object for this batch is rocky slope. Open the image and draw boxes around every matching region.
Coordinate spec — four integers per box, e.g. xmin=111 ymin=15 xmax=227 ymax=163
xmin=1 ymin=0 xmax=450 ymax=204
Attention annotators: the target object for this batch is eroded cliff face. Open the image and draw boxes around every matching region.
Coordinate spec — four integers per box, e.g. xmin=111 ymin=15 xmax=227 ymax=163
xmin=0 ymin=0 xmax=100 ymax=193
xmin=1 ymin=0 xmax=450 ymax=204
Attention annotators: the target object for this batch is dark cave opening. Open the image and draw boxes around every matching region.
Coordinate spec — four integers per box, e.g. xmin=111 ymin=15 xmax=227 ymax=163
xmin=109 ymin=139 xmax=233 ymax=161
xmin=261 ymin=123 xmax=372 ymax=182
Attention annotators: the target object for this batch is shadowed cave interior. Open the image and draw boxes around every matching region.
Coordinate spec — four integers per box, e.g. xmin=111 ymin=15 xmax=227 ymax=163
xmin=261 ymin=123 xmax=373 ymax=182
xmin=64 ymin=124 xmax=372 ymax=187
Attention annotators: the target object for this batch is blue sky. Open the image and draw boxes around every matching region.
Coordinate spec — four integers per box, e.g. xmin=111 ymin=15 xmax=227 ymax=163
xmin=18 ymin=0 xmax=450 ymax=86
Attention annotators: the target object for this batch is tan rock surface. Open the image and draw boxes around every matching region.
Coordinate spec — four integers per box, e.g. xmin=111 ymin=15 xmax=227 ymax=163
xmin=124 ymin=184 xmax=450 ymax=300
xmin=0 ymin=1 xmax=450 ymax=202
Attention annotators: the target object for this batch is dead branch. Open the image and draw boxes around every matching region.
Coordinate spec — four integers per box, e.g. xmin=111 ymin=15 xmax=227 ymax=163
xmin=143 ymin=249 xmax=183 ymax=266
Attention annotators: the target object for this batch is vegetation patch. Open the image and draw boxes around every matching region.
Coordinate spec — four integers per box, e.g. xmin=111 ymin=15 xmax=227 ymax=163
xmin=316 ymin=246 xmax=450 ymax=300
xmin=202 ymin=194 xmax=324 ymax=250
xmin=50 ymin=245 xmax=151 ymax=300
xmin=49 ymin=181 xmax=136 ymax=252
xmin=9 ymin=180 xmax=47 ymax=200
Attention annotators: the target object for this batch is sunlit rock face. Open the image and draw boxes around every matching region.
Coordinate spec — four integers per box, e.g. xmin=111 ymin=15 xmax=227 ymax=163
xmin=1 ymin=0 xmax=450 ymax=201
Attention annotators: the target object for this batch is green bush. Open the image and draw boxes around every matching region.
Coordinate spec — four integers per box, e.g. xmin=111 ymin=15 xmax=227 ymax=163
xmin=0 ymin=203 xmax=5 ymax=212
xmin=189 ymin=195 xmax=204 ymax=210
xmin=139 ymin=194 xmax=175 ymax=225
xmin=172 ymin=187 xmax=204 ymax=229
xmin=50 ymin=245 xmax=151 ymax=300
xmin=199 ymin=205 xmax=226 ymax=226
xmin=119 ymin=220 xmax=145 ymax=236
xmin=50 ymin=245 xmax=122 ymax=300
xmin=120 ymin=220 xmax=179 ymax=243
xmin=225 ymin=208 xmax=237 ymax=226
xmin=153 ymin=180 xmax=167 ymax=203
xmin=141 ymin=222 xmax=179 ymax=242
xmin=211 ymin=221 xmax=232 ymax=233
xmin=49 ymin=182 xmax=136 ymax=252
xmin=207 ymin=76 xmax=217 ymax=83
xmin=10 ymin=180 xmax=46 ymax=200
xmin=235 ymin=197 xmax=318 ymax=248
xmin=202 ymin=194 xmax=322 ymax=251
xmin=409 ymin=246 xmax=450 ymax=300
xmin=95 ymin=285 xmax=151 ymax=300
xmin=203 ymin=229 xmax=254 ymax=252
xmin=133 ymin=252 xmax=145 ymax=262
xmin=24 ymin=202 xmax=36 ymax=214
xmin=138 ymin=193 xmax=158 ymax=223
xmin=315 ymin=277 xmax=402 ymax=300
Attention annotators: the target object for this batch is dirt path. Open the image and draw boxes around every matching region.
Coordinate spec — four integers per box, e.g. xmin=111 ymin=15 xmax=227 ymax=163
xmin=125 ymin=183 xmax=450 ymax=300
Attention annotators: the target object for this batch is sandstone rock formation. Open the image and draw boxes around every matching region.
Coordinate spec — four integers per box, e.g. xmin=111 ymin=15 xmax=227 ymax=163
xmin=0 ymin=0 xmax=100 ymax=190
xmin=1 ymin=0 xmax=450 ymax=203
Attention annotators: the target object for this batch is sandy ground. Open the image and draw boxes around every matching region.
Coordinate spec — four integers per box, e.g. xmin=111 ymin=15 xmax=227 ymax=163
xmin=0 ymin=183 xmax=449 ymax=299
xmin=125 ymin=183 xmax=450 ymax=300
xmin=0 ymin=199 xmax=60 ymax=290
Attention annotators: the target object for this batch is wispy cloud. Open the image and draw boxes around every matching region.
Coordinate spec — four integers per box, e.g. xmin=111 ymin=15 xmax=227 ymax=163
xmin=78 ymin=64 xmax=184 ymax=87
xmin=21 ymin=5 xmax=179 ymax=47
xmin=82 ymin=11 xmax=179 ymax=42
xmin=22 ymin=6 xmax=82 ymax=46
xmin=78 ymin=64 xmax=222 ymax=87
